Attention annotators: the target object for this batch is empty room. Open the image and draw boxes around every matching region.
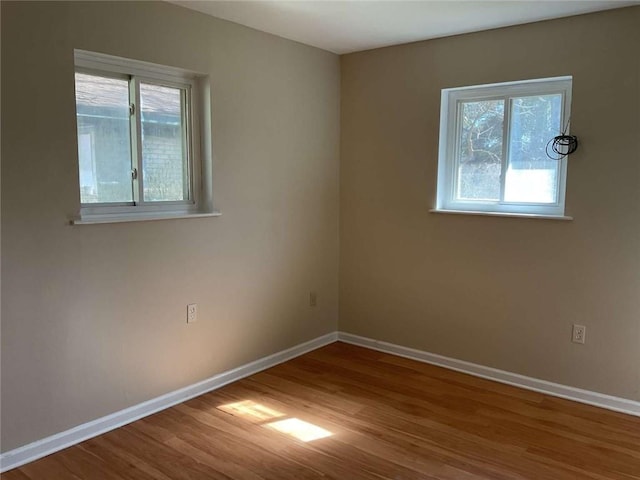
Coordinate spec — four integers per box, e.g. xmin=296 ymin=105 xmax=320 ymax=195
xmin=1 ymin=0 xmax=639 ymax=478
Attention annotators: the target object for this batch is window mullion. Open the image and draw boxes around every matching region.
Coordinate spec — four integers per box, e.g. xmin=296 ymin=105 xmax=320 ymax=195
xmin=499 ymin=97 xmax=511 ymax=203
xmin=129 ymin=76 xmax=144 ymax=205
xmin=181 ymin=88 xmax=192 ymax=202
xmin=450 ymin=99 xmax=463 ymax=204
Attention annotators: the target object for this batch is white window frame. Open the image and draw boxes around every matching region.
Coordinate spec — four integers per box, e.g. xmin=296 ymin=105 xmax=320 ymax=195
xmin=73 ymin=50 xmax=216 ymax=224
xmin=435 ymin=76 xmax=572 ymax=218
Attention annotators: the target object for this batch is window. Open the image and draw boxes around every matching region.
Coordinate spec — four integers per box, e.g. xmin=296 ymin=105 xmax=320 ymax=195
xmin=73 ymin=50 xmax=214 ymax=223
xmin=435 ymin=76 xmax=572 ymax=217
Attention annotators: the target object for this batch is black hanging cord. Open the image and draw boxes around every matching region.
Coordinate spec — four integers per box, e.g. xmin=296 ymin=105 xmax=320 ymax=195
xmin=546 ymin=119 xmax=578 ymax=160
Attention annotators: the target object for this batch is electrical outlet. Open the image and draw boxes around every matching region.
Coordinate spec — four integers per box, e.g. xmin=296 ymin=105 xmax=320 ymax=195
xmin=187 ymin=303 xmax=198 ymax=323
xmin=309 ymin=292 xmax=317 ymax=307
xmin=572 ymin=324 xmax=586 ymax=344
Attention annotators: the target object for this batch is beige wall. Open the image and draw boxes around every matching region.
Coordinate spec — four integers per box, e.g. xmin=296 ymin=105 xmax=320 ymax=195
xmin=340 ymin=7 xmax=640 ymax=401
xmin=1 ymin=1 xmax=340 ymax=451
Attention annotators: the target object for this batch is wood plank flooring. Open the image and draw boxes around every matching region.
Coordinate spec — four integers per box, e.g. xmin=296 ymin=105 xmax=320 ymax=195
xmin=3 ymin=342 xmax=640 ymax=479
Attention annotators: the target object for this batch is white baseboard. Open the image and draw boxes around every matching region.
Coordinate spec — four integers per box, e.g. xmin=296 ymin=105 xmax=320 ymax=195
xmin=338 ymin=331 xmax=640 ymax=417
xmin=0 ymin=332 xmax=338 ymax=473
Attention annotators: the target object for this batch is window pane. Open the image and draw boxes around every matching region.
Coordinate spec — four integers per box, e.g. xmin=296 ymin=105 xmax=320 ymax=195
xmin=140 ymin=83 xmax=189 ymax=202
xmin=504 ymin=94 xmax=562 ymax=204
xmin=75 ymin=73 xmax=133 ymax=204
xmin=456 ymin=100 xmax=504 ymax=201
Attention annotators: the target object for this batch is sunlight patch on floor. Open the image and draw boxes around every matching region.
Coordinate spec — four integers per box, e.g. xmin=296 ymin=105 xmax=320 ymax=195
xmin=265 ymin=417 xmax=332 ymax=442
xmin=218 ymin=400 xmax=333 ymax=442
xmin=217 ymin=400 xmax=285 ymax=422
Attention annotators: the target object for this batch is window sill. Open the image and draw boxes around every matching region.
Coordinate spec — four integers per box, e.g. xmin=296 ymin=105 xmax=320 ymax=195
xmin=71 ymin=211 xmax=222 ymax=225
xmin=429 ymin=209 xmax=572 ymax=221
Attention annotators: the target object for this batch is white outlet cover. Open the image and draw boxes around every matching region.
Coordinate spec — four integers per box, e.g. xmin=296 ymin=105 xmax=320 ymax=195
xmin=187 ymin=304 xmax=198 ymax=323
xmin=572 ymin=324 xmax=586 ymax=344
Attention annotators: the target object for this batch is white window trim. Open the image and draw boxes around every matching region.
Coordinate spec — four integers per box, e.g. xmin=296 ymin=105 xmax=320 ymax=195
xmin=72 ymin=50 xmax=216 ymax=224
xmin=435 ymin=76 xmax=572 ymax=218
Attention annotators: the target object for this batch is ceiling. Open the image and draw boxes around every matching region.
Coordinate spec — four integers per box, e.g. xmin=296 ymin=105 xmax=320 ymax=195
xmin=171 ymin=0 xmax=638 ymax=54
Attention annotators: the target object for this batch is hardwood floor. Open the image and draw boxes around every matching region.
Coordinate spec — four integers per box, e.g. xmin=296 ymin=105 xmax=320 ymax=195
xmin=3 ymin=342 xmax=640 ymax=479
